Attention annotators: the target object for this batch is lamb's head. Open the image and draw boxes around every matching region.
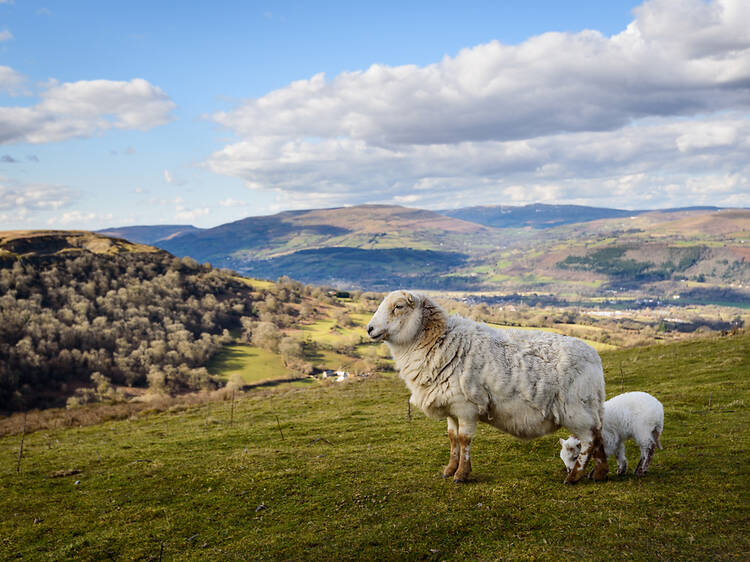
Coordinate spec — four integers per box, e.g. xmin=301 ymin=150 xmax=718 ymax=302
xmin=559 ymin=436 xmax=581 ymax=472
xmin=367 ymin=290 xmax=432 ymax=347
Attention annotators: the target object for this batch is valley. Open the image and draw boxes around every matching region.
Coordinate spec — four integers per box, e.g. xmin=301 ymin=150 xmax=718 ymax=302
xmin=100 ymin=204 xmax=750 ymax=306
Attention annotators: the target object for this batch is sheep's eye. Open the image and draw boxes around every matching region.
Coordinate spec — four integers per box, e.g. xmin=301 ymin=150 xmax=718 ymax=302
xmin=393 ymin=303 xmax=404 ymax=312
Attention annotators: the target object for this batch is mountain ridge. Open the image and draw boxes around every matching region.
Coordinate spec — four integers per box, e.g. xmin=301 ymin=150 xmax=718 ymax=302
xmin=92 ymin=203 xmax=750 ymax=297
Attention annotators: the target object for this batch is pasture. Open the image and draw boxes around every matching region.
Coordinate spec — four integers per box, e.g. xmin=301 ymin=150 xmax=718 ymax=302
xmin=207 ymin=344 xmax=289 ymax=385
xmin=2 ymin=333 xmax=748 ymax=560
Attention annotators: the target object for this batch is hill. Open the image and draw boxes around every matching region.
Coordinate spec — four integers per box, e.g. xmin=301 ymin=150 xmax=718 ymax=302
xmin=2 ymin=332 xmax=748 ymax=559
xmin=101 ymin=204 xmax=750 ymax=302
xmin=147 ymin=205 xmax=504 ymax=290
xmin=0 ymin=231 xmax=262 ymax=412
xmin=96 ymin=225 xmax=201 ymax=245
xmin=0 ymin=230 xmax=403 ymax=414
xmin=440 ymin=203 xmax=643 ymax=229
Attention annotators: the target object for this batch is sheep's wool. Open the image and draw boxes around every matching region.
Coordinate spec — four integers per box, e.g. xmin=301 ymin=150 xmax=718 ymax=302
xmin=369 ymin=291 xmax=605 ymax=440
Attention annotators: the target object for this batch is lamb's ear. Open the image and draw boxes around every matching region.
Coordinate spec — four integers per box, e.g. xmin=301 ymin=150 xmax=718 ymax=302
xmin=559 ymin=438 xmax=565 ymax=446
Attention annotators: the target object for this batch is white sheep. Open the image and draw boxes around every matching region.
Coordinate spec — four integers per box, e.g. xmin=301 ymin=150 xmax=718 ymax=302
xmin=367 ymin=290 xmax=609 ymax=484
xmin=559 ymin=391 xmax=664 ymax=477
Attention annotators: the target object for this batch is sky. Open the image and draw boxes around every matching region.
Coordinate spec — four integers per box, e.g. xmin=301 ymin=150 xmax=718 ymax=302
xmin=1 ymin=0 xmax=749 ymax=230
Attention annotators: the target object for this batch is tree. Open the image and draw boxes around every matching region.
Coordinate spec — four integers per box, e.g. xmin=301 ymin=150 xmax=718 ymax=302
xmin=251 ymin=322 xmax=281 ymax=352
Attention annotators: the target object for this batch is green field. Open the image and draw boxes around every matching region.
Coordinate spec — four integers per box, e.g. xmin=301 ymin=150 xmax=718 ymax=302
xmin=293 ymin=318 xmax=364 ymax=347
xmin=2 ymin=333 xmax=749 ymax=559
xmin=207 ymin=344 xmax=289 ymax=384
xmin=484 ymin=322 xmax=618 ymax=352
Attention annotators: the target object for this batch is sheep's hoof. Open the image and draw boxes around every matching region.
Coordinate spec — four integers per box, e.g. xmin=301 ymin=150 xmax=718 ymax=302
xmin=564 ymin=471 xmax=584 ymax=485
xmin=442 ymin=465 xmax=458 ymax=478
xmin=616 ymin=468 xmax=627 ymax=476
xmin=453 ymin=477 xmax=467 ymax=484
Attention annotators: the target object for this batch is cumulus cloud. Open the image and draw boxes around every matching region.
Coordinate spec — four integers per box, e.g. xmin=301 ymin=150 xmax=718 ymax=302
xmin=0 ymin=179 xmax=78 ymax=212
xmin=0 ymin=77 xmax=176 ymax=145
xmin=206 ymin=0 xmax=750 ymax=210
xmin=0 ymin=29 xmax=12 ymax=42
xmin=175 ymin=206 xmax=210 ymax=221
xmin=0 ymin=66 xmax=26 ymax=95
xmin=48 ymin=211 xmax=114 ymax=227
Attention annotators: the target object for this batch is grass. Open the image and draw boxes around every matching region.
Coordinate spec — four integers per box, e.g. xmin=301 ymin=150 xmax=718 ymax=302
xmin=206 ymin=344 xmax=289 ymax=384
xmin=233 ymin=276 xmax=276 ymax=290
xmin=484 ymin=322 xmax=618 ymax=352
xmin=2 ymin=333 xmax=749 ymax=560
xmin=293 ymin=319 xmax=364 ymax=347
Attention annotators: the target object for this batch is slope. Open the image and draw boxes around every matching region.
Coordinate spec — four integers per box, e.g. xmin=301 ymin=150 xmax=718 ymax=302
xmin=97 ymin=225 xmax=202 ymax=245
xmin=154 ymin=204 xmax=505 ymax=289
xmin=2 ymin=332 xmax=748 ymax=559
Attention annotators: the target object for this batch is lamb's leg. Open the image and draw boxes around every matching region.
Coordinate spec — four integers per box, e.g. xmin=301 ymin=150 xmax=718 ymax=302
xmin=453 ymin=418 xmax=476 ymax=483
xmin=615 ymin=441 xmax=628 ymax=476
xmin=635 ymin=441 xmax=656 ymax=477
xmin=442 ymin=416 xmax=459 ymax=478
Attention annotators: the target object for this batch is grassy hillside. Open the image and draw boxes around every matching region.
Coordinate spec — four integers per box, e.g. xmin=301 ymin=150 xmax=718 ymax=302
xmin=2 ymin=333 xmax=748 ymax=560
xmin=158 ymin=204 xmax=501 ymax=261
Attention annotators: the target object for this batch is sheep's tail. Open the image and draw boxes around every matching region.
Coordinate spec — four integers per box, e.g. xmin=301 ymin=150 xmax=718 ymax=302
xmin=652 ymin=427 xmax=663 ymax=450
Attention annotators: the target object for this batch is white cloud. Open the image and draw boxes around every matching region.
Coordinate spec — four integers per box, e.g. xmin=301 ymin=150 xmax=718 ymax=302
xmin=0 ymin=179 xmax=78 ymax=212
xmin=205 ymin=0 xmax=750 ymax=210
xmin=218 ymin=197 xmax=248 ymax=207
xmin=0 ymin=29 xmax=12 ymax=42
xmin=0 ymin=77 xmax=176 ymax=145
xmin=163 ymin=168 xmax=187 ymax=186
xmin=0 ymin=66 xmax=26 ymax=95
xmin=175 ymin=199 xmax=210 ymax=221
xmin=48 ymin=211 xmax=114 ymax=227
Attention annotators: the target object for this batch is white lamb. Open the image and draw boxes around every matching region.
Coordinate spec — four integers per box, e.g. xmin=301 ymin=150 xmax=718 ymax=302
xmin=367 ymin=290 xmax=609 ymax=484
xmin=560 ymin=391 xmax=663 ymax=477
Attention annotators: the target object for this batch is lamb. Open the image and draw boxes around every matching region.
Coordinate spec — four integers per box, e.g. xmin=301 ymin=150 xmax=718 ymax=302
xmin=560 ymin=391 xmax=663 ymax=477
xmin=366 ymin=290 xmax=609 ymax=484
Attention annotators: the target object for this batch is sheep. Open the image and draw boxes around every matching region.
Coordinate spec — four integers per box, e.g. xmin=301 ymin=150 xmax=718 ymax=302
xmin=560 ymin=391 xmax=663 ymax=477
xmin=366 ymin=290 xmax=608 ymax=484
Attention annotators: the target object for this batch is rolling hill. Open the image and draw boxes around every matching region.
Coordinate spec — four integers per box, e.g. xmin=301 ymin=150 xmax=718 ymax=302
xmin=0 ymin=231 xmax=261 ymax=412
xmin=137 ymin=205 xmax=508 ymax=290
xmin=96 ymin=225 xmax=202 ymax=245
xmin=96 ymin=204 xmax=750 ymax=301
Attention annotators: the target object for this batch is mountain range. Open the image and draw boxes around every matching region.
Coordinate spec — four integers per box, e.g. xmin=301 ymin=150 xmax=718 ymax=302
xmin=98 ymin=203 xmax=750 ymax=301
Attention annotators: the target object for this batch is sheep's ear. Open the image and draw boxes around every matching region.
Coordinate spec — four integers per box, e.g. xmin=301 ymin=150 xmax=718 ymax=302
xmin=559 ymin=438 xmax=565 ymax=446
xmin=406 ymin=292 xmax=415 ymax=306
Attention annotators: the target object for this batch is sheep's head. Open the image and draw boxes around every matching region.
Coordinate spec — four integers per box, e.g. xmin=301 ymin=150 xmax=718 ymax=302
xmin=559 ymin=436 xmax=581 ymax=472
xmin=367 ymin=290 xmax=426 ymax=346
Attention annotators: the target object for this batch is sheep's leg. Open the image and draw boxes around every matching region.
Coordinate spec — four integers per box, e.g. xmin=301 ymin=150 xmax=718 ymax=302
xmin=590 ymin=427 xmax=609 ymax=481
xmin=615 ymin=441 xmax=628 ymax=476
xmin=442 ymin=416 xmax=460 ymax=478
xmin=453 ymin=418 xmax=476 ymax=483
xmin=565 ymin=427 xmax=608 ymax=484
xmin=564 ymin=434 xmax=592 ymax=484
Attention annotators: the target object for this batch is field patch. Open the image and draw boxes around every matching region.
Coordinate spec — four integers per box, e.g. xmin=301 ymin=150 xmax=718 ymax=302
xmin=207 ymin=344 xmax=289 ymax=384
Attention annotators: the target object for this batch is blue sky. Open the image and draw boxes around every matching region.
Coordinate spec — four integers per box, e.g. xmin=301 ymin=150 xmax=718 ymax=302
xmin=1 ymin=0 xmax=749 ymax=230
